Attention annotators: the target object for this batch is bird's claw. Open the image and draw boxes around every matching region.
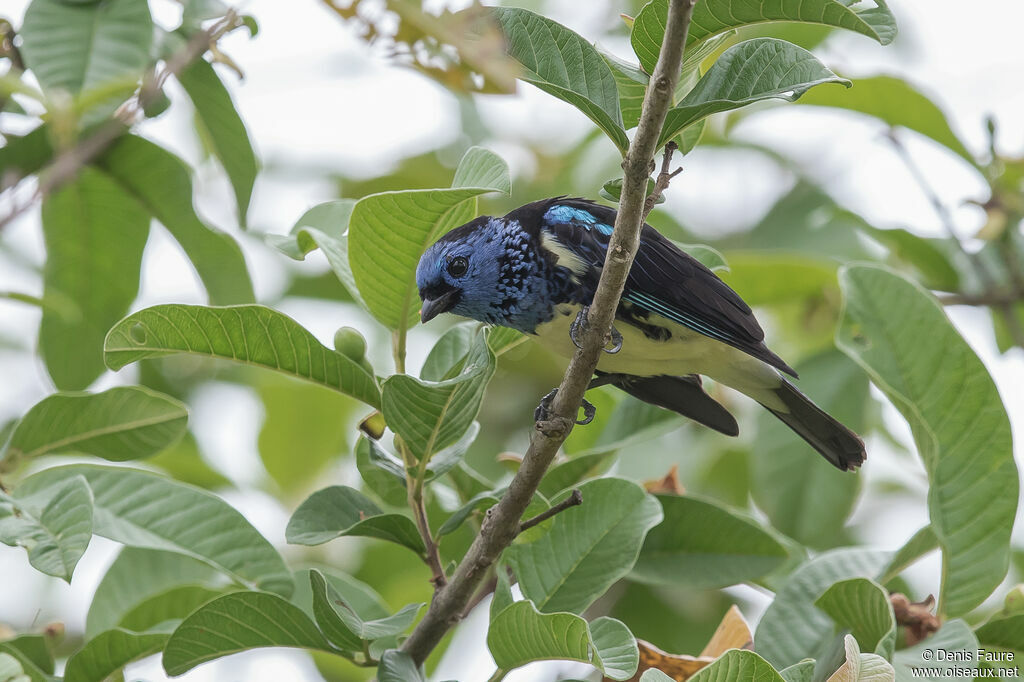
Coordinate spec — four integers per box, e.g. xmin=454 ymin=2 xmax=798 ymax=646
xmin=569 ymin=306 xmax=623 ymax=354
xmin=534 ymin=389 xmax=597 ymax=425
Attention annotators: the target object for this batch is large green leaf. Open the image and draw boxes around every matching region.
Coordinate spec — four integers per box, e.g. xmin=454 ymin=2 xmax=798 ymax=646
xmin=751 ymin=351 xmax=868 ymax=549
xmin=504 ymin=478 xmax=663 ymax=614
xmin=64 ymin=628 xmax=169 ymax=682
xmin=286 ymin=486 xmax=425 ymax=555
xmin=348 ymin=148 xmax=509 ymax=330
xmin=39 ymin=168 xmax=150 ymax=389
xmin=5 ymin=387 xmax=187 ymax=465
xmin=492 ymin=7 xmax=629 ymax=153
xmin=0 ymin=124 xmax=53 ymax=180
xmin=487 ymin=600 xmax=638 ymax=681
xmin=815 ymin=578 xmax=897 ymax=659
xmin=20 ymin=0 xmax=153 ymax=95
xmin=797 ymin=75 xmax=975 ymax=167
xmin=658 ymin=39 xmax=850 ymax=147
xmin=86 ymin=547 xmax=219 ymax=637
xmin=689 ymin=650 xmax=785 ymax=682
xmin=96 ymin=135 xmax=253 ymax=305
xmin=177 ymin=59 xmax=258 ymax=226
xmin=0 ymin=475 xmax=92 ymax=582
xmin=755 ymin=548 xmax=890 ymax=668
xmin=17 ymin=464 xmax=294 ymax=596
xmin=118 ymin=584 xmax=226 ymax=632
xmin=632 ymin=494 xmax=788 ymax=589
xmin=104 ymin=304 xmax=381 ymax=409
xmin=837 ymin=264 xmax=1018 ymax=616
xmin=162 ymin=592 xmax=336 ymax=676
xmin=601 ymin=51 xmax=647 ymax=131
xmin=631 ymin=0 xmax=896 ymax=74
xmin=382 ymin=328 xmax=495 ymax=462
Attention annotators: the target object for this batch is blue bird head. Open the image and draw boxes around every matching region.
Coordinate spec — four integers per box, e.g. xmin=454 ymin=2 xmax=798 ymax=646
xmin=416 ymin=217 xmax=508 ymax=325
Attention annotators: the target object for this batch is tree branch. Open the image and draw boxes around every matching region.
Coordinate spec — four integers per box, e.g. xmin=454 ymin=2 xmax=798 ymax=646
xmin=0 ymin=10 xmax=242 ymax=231
xmin=398 ymin=0 xmax=699 ymax=665
xmin=517 ymin=488 xmax=582 ymax=535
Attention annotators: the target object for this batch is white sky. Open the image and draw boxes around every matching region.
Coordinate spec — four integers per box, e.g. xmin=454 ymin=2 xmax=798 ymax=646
xmin=1 ymin=1 xmax=1023 ymax=680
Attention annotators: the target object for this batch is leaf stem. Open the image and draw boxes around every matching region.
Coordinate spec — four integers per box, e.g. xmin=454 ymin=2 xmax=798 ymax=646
xmin=399 ymin=441 xmax=447 ymax=589
xmin=486 ymin=668 xmax=509 ymax=682
xmin=398 ymin=0 xmax=700 ymax=665
xmin=392 ymin=327 xmax=407 ymax=374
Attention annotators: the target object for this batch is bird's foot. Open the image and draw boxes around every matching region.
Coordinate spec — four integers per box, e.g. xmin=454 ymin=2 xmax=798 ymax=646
xmin=534 ymin=388 xmax=596 ymax=425
xmin=569 ymin=306 xmax=623 ymax=354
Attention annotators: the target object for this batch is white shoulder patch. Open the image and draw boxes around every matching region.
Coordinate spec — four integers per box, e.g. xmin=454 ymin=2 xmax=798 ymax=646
xmin=541 ymin=230 xmax=588 ymax=277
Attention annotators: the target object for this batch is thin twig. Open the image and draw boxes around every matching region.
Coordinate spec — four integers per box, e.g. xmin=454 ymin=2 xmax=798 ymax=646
xmin=517 ymin=489 xmax=582 ymax=535
xmin=0 ymin=10 xmax=241 ymax=231
xmin=643 ymin=141 xmax=683 ymax=217
xmin=409 ymin=474 xmax=447 ymax=589
xmin=398 ymin=0 xmax=700 ymax=665
xmin=886 ymin=130 xmax=1024 ymax=347
xmin=937 ymin=290 xmax=1022 ymax=306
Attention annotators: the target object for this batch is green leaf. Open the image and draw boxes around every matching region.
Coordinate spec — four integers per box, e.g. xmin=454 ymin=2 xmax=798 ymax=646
xmin=640 ymin=671 xmax=675 ymax=682
xmin=177 ymin=59 xmax=258 ymax=226
xmin=162 ymin=592 xmax=335 ymax=676
xmin=286 ymin=486 xmax=425 ymax=555
xmin=420 ymin=323 xmax=479 ymax=381
xmin=437 ymin=488 xmax=501 ymax=537
xmin=976 ymin=614 xmax=1024 ymax=653
xmin=0 ymin=638 xmax=50 ymax=682
xmin=309 ymin=571 xmax=421 ymax=644
xmin=815 ymin=578 xmax=896 ymax=658
xmin=689 ymin=650 xmax=785 ymax=682
xmin=64 ymin=628 xmax=169 ymax=682
xmin=487 ymin=601 xmax=639 ymax=680
xmin=837 ymin=264 xmax=1018 ymax=616
xmin=892 ymin=620 xmax=978 ymax=682
xmin=505 ymin=478 xmax=662 ymax=614
xmin=355 ymin=438 xmax=408 ymax=507
xmin=381 ymin=328 xmax=495 ymax=462
xmin=719 ymin=252 xmax=837 ymax=306
xmin=779 ymin=660 xmax=815 ymax=682
xmin=39 ymin=167 xmax=150 ymax=389
xmin=492 ymin=7 xmax=629 ymax=153
xmin=20 ymin=0 xmax=153 ymax=95
xmin=348 ymin=146 xmax=509 ymax=330
xmin=599 ymin=178 xmax=665 ymax=206
xmin=0 ymin=125 xmax=53 ymax=180
xmin=86 ymin=547 xmax=218 ymax=638
xmin=17 ymin=464 xmax=294 ymax=596
xmin=0 ymin=475 xmax=92 ymax=582
xmin=797 ymin=75 xmax=976 ymax=167
xmin=880 ymin=526 xmax=938 ymax=584
xmin=377 ymin=650 xmax=426 ymax=682
xmin=632 ymin=494 xmax=788 ymax=589
xmin=537 ymin=452 xmax=615 ymax=499
xmin=451 ymin=146 xmax=511 ymax=194
xmin=118 ymin=584 xmax=225 ymax=632
xmin=425 ymin=422 xmax=480 ymax=480
xmin=104 ymin=304 xmax=381 ymax=409
xmin=755 ymin=548 xmax=891 ymax=668
xmin=751 ymin=351 xmax=868 ymax=548
xmin=96 ymin=135 xmax=254 ymax=305
xmin=5 ymin=387 xmax=187 ymax=464
xmin=601 ymin=51 xmax=647 ymax=130
xmin=631 ymin=0 xmax=896 ymax=75
xmin=658 ymin=39 xmax=850 ymax=148
xmin=861 ymin=226 xmax=961 ymax=292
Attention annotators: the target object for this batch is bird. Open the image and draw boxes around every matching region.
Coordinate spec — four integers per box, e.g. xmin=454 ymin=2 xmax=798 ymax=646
xmin=415 ymin=197 xmax=865 ymax=471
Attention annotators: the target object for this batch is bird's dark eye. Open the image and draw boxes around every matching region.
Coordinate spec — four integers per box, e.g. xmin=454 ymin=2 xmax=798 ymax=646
xmin=447 ymin=256 xmax=469 ymax=278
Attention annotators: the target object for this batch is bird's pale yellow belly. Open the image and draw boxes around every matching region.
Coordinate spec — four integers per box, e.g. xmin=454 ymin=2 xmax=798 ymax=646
xmin=533 ymin=303 xmax=785 ymax=408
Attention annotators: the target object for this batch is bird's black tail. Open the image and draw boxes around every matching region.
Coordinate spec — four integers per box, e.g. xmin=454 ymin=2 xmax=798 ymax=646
xmin=760 ymin=379 xmax=866 ymax=471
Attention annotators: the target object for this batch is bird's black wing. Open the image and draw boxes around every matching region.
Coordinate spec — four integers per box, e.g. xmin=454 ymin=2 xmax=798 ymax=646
xmin=519 ymin=197 xmax=797 ymax=377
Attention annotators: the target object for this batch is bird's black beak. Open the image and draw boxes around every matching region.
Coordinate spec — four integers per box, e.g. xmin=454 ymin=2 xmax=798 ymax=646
xmin=419 ymin=289 xmax=459 ymax=323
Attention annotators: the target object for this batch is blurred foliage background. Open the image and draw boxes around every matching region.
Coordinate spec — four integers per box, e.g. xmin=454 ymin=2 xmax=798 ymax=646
xmin=1 ymin=0 xmax=1023 ymax=681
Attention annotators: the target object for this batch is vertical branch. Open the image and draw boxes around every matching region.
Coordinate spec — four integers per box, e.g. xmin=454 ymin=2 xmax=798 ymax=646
xmin=398 ymin=0 xmax=700 ymax=665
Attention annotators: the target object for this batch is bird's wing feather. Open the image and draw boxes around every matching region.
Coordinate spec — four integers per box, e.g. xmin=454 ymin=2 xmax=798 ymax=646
xmin=536 ymin=198 xmax=797 ymax=377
